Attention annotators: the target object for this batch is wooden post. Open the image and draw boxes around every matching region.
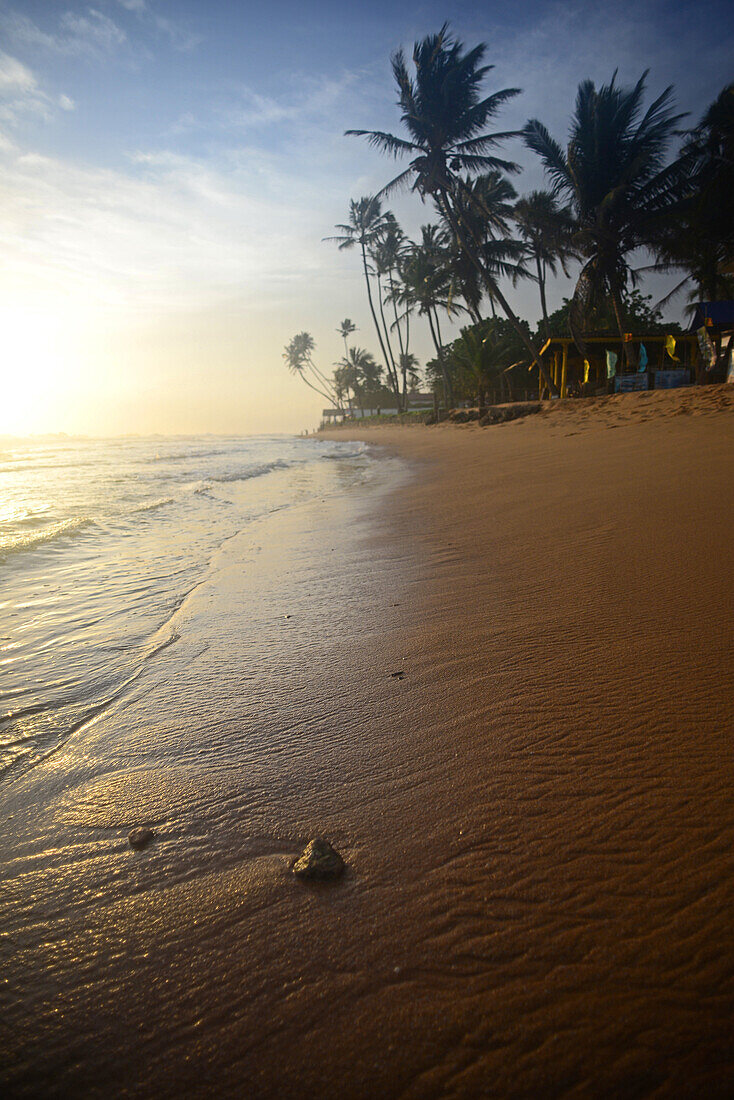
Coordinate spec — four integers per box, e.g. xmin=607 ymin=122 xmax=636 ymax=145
xmin=560 ymin=343 xmax=568 ymax=398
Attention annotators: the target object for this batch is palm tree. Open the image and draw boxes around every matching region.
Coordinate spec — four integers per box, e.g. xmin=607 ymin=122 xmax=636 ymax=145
xmin=443 ymin=173 xmax=529 ymax=322
xmin=524 ymin=71 xmax=686 ymax=366
xmin=325 ymin=198 xmax=403 ymax=408
xmin=398 ymin=352 xmax=422 ymax=394
xmin=450 ymin=319 xmax=527 ymax=405
xmin=397 ymin=226 xmax=464 ymax=407
xmin=513 ymin=191 xmax=578 ymax=341
xmin=346 ymin=24 xmax=557 ymax=396
xmin=284 ymin=333 xmax=341 ymax=407
xmin=337 ymin=319 xmax=357 ymax=360
xmin=651 ymin=83 xmax=734 ymax=304
xmin=332 ymin=364 xmax=353 ymax=411
xmin=335 ymin=346 xmax=381 ymax=415
xmin=370 ymin=213 xmax=411 ymax=386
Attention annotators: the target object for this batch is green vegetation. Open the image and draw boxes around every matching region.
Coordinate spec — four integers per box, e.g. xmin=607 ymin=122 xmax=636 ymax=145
xmin=284 ymin=28 xmax=732 ymax=415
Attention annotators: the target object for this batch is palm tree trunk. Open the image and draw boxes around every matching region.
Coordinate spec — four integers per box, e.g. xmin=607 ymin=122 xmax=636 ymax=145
xmin=427 ymin=308 xmax=453 ymax=408
xmin=360 ymin=239 xmax=402 ymax=408
xmin=376 ymin=274 xmax=402 ymax=410
xmin=609 ymin=284 xmax=629 ymax=370
xmin=388 ymin=271 xmax=406 ymax=360
xmin=437 ymin=190 xmax=557 ymax=396
xmin=388 ymin=270 xmax=409 ymax=407
xmin=537 ymin=255 xmax=550 ymax=341
xmin=298 ymin=371 xmax=337 ymax=406
xmin=312 ymin=362 xmax=338 ymax=392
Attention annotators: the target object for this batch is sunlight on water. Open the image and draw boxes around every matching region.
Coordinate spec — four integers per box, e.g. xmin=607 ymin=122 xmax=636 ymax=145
xmin=0 ymin=435 xmax=375 ymax=780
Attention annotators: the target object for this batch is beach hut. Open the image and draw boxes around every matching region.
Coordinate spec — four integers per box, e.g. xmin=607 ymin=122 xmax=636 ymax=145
xmin=533 ymin=332 xmax=700 ymax=398
xmin=688 ymin=302 xmax=734 ymax=382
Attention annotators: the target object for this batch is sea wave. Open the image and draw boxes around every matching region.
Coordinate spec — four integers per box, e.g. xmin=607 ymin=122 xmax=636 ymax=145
xmin=0 ymin=458 xmax=108 ymax=475
xmin=146 ymin=447 xmax=230 ymax=464
xmin=320 ymin=445 xmax=369 ymax=460
xmin=129 ymin=496 xmax=176 ymax=515
xmin=208 ymin=459 xmax=290 ymax=484
xmin=0 ymin=517 xmax=95 ymax=559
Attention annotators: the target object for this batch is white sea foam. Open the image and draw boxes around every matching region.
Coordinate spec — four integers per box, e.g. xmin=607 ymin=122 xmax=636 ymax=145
xmin=0 ymin=517 xmax=94 ymax=557
xmin=0 ymin=434 xmax=380 ymax=782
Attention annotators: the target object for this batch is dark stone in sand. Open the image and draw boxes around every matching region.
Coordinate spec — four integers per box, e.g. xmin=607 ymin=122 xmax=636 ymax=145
xmin=292 ymin=839 xmax=345 ymax=881
xmin=448 ymin=408 xmax=480 ymax=423
xmin=479 ymin=402 xmax=541 ymax=426
xmin=128 ymin=827 xmax=155 ymax=850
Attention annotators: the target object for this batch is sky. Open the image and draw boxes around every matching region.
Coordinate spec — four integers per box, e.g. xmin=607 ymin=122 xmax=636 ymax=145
xmin=0 ymin=0 xmax=731 ymax=435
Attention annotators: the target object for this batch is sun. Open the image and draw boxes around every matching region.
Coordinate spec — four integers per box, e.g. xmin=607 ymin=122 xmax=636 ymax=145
xmin=0 ymin=303 xmax=75 ymax=436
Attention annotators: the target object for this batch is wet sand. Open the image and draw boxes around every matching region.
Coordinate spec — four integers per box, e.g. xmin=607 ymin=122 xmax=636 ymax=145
xmin=3 ymin=386 xmax=734 ymax=1097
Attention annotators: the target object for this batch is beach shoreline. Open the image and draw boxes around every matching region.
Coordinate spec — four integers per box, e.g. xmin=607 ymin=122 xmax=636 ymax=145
xmin=3 ymin=386 xmax=734 ymax=1097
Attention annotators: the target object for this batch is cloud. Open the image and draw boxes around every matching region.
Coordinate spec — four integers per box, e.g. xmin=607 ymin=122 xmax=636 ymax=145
xmin=0 ymin=138 xmax=336 ymax=313
xmin=0 ymin=50 xmax=74 ymax=126
xmin=151 ymin=13 xmax=201 ymax=52
xmin=1 ymin=7 xmax=127 ymax=59
xmin=0 ymin=51 xmax=36 ymax=91
xmin=114 ymin=0 xmax=201 ymax=51
xmin=224 ymin=73 xmax=360 ymax=130
xmin=59 ymin=9 xmax=127 ymax=53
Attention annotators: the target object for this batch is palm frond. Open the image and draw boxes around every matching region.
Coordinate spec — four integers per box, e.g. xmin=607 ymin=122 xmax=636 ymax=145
xmin=654 ymin=275 xmax=693 ymax=309
xmin=375 ymin=166 xmax=418 ymax=199
xmin=448 ymin=153 xmax=521 ymax=174
xmin=523 ymin=119 xmax=572 ymax=196
xmin=454 ymin=130 xmax=522 ymax=154
xmin=344 ymin=129 xmax=420 ymax=158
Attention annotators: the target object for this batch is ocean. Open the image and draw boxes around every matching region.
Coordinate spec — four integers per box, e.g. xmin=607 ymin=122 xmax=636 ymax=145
xmin=0 ymin=434 xmax=380 ymax=783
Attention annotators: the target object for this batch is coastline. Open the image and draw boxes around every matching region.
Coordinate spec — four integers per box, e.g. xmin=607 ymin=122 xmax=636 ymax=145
xmin=3 ymin=387 xmax=734 ymax=1097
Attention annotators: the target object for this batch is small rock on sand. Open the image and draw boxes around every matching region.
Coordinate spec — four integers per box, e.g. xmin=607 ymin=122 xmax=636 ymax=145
xmin=292 ymin=839 xmax=345 ymax=881
xmin=128 ymin=827 xmax=155 ymax=850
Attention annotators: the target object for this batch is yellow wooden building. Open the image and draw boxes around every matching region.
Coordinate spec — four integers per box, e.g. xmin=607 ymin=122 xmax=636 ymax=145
xmin=533 ymin=333 xmax=700 ymax=398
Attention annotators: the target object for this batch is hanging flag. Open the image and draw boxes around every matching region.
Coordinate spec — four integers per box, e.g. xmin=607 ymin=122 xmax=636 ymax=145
xmin=583 ymin=359 xmax=591 ymax=384
xmin=606 ymin=350 xmax=618 ymax=379
xmin=696 ymin=326 xmax=717 ymax=371
xmin=638 ymin=343 xmax=648 ymax=372
xmin=664 ymin=335 xmax=680 ymax=362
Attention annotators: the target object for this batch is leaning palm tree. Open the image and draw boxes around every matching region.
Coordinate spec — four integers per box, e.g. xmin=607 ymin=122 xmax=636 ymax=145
xmin=346 ymin=24 xmax=557 ymax=395
xmin=284 ymin=332 xmax=342 ymax=408
xmin=524 ymin=72 xmax=686 ymax=365
xmin=513 ymin=191 xmax=578 ymax=340
xmin=325 ymin=198 xmax=403 ymax=408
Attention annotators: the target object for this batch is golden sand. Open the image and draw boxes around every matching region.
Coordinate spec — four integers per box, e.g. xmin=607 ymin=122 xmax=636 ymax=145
xmin=310 ymin=384 xmax=734 ymax=1096
xmin=3 ymin=386 xmax=732 ymax=1097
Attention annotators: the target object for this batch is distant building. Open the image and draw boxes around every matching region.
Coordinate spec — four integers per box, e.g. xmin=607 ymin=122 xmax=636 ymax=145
xmin=321 ymin=393 xmax=436 ymax=424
